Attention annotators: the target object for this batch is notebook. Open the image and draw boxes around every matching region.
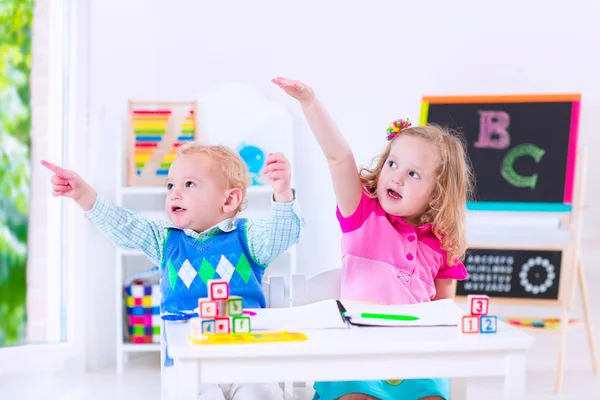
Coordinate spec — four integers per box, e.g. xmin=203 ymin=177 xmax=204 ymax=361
xmin=247 ymin=299 xmax=463 ymax=331
xmin=342 ymin=299 xmax=464 ymax=327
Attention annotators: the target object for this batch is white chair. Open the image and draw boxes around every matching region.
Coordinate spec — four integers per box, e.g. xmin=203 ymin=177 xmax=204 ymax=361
xmin=290 ymin=268 xmax=468 ymax=400
xmin=160 ymin=275 xmax=290 ymax=400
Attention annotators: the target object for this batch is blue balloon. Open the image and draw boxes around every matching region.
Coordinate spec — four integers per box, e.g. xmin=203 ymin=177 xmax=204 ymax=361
xmin=238 ymin=144 xmax=265 ymax=185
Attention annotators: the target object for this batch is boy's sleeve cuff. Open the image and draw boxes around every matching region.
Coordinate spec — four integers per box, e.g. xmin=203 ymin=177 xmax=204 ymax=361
xmin=84 ymin=195 xmax=110 ymax=223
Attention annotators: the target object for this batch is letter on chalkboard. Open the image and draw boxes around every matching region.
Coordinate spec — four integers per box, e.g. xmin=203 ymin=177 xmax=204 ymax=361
xmin=474 ymin=111 xmax=511 ymax=149
xmin=501 ymin=144 xmax=545 ymax=189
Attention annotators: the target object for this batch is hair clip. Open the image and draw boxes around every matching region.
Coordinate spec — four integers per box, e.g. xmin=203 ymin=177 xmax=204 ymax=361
xmin=386 ymin=118 xmax=412 ymax=141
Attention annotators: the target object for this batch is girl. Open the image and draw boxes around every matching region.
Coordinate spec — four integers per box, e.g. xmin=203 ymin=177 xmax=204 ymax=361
xmin=273 ymin=77 xmax=473 ymax=400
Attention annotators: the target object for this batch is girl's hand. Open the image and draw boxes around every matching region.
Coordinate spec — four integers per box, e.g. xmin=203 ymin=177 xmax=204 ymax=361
xmin=263 ymin=152 xmax=294 ymax=203
xmin=272 ymin=77 xmax=315 ymax=104
xmin=40 ymin=160 xmax=97 ymax=211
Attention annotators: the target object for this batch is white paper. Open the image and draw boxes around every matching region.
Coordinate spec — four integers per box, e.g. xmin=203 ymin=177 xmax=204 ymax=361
xmin=247 ymin=300 xmax=347 ymax=331
xmin=343 ymin=299 xmax=464 ymax=327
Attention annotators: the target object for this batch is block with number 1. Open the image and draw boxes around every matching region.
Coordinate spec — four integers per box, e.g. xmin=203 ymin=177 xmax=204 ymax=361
xmin=462 ymin=315 xmax=480 ymax=334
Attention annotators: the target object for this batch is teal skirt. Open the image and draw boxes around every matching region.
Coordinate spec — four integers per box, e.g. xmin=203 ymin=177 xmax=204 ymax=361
xmin=313 ymin=378 xmax=450 ymax=400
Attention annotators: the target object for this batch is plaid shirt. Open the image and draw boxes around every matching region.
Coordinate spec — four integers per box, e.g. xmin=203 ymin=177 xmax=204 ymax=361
xmin=85 ymin=195 xmax=305 ymax=269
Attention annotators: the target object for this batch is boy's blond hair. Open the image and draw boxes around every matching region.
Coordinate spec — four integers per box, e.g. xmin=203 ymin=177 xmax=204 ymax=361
xmin=177 ymin=142 xmax=249 ymax=213
xmin=360 ymin=124 xmax=474 ymax=267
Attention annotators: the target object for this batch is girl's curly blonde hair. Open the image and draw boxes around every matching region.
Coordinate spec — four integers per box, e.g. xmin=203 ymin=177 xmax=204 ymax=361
xmin=360 ymin=124 xmax=474 ymax=266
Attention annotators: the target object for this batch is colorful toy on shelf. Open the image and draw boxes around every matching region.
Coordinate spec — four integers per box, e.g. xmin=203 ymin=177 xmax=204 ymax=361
xmin=193 ymin=279 xmax=252 ymax=337
xmin=124 ymin=282 xmax=161 ymax=343
xmin=127 ymin=100 xmax=198 ymax=186
xmin=461 ymin=294 xmax=498 ymax=334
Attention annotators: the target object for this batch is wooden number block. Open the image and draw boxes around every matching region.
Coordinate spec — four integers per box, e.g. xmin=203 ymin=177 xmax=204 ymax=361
xmin=232 ymin=316 xmax=251 ymax=333
xmin=467 ymin=294 xmax=490 ymax=316
xmin=462 ymin=315 xmax=480 ymax=334
xmin=479 ymin=316 xmax=498 ymax=334
xmin=227 ymin=296 xmax=244 ymax=316
xmin=201 ymin=319 xmax=216 ymax=335
xmin=208 ymin=279 xmax=230 ymax=300
xmin=199 ymin=299 xmax=218 ymax=318
xmin=215 ymin=317 xmax=231 ymax=334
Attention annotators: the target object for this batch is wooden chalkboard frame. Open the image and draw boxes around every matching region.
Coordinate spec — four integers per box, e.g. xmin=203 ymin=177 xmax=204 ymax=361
xmin=456 ymin=146 xmax=586 ymax=308
xmin=420 ymin=94 xmax=581 ymax=212
xmin=455 ymin=147 xmax=597 ymax=392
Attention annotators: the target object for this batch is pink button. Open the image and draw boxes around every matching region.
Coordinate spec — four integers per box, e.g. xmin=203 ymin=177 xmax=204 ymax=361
xmin=407 ymin=235 xmax=416 ymax=242
xmin=406 ymin=253 xmax=414 ymax=261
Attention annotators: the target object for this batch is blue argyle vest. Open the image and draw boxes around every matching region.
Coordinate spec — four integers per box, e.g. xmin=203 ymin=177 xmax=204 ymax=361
xmin=159 ymin=219 xmax=266 ymax=313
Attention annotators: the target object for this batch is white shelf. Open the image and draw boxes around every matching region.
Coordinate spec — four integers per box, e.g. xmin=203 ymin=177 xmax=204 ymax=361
xmin=119 ymin=185 xmax=273 ymax=196
xmin=122 ymin=343 xmax=161 ymax=352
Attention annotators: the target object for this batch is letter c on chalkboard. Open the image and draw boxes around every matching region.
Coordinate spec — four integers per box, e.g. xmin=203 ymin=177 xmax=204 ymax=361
xmin=501 ymin=144 xmax=545 ymax=189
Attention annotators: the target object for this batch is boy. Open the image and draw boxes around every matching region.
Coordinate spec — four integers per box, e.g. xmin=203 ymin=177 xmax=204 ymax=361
xmin=42 ymin=142 xmax=305 ymax=400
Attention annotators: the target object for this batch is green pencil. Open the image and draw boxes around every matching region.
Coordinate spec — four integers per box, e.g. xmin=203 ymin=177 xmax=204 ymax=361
xmin=360 ymin=313 xmax=420 ymax=321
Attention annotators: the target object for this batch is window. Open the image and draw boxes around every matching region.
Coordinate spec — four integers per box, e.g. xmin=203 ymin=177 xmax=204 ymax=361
xmin=0 ymin=0 xmax=87 ymax=374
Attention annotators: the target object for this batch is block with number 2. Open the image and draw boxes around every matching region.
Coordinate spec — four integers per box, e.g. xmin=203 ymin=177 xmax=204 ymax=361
xmin=480 ymin=316 xmax=498 ymax=334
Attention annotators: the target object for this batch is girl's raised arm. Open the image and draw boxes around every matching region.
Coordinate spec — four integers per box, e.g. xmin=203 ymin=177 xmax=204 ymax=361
xmin=273 ymin=77 xmax=362 ymax=216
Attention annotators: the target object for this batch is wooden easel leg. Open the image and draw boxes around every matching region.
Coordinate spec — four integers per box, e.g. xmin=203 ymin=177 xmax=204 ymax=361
xmin=577 ymin=258 xmax=599 ymax=374
xmin=555 ymin=308 xmax=570 ymax=394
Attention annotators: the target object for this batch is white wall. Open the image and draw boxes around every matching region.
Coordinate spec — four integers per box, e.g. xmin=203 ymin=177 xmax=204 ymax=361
xmin=84 ymin=0 xmax=600 ymax=367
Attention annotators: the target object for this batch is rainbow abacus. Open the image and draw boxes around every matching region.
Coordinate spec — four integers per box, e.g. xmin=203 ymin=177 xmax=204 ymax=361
xmin=461 ymin=294 xmax=498 ymax=334
xmin=190 ymin=279 xmax=251 ymax=337
xmin=127 ymin=101 xmax=198 ymax=186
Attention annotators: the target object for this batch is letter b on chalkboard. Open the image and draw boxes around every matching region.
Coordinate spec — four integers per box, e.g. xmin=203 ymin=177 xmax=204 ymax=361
xmin=474 ymin=111 xmax=511 ymax=149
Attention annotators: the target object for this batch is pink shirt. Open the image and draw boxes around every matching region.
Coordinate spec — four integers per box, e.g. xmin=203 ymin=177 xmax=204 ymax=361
xmin=337 ymin=192 xmax=468 ymax=305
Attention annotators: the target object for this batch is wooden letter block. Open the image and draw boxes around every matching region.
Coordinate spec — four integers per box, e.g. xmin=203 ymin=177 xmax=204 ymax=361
xmin=232 ymin=316 xmax=251 ymax=333
xmin=208 ymin=279 xmax=230 ymax=300
xmin=189 ymin=318 xmax=201 ymax=337
xmin=201 ymin=319 xmax=216 ymax=335
xmin=479 ymin=315 xmax=498 ymax=334
xmin=467 ymin=294 xmax=490 ymax=316
xmin=227 ymin=296 xmax=244 ymax=316
xmin=217 ymin=300 xmax=228 ymax=317
xmin=215 ymin=317 xmax=231 ymax=334
xmin=462 ymin=315 xmax=480 ymax=334
xmin=199 ymin=299 xmax=218 ymax=318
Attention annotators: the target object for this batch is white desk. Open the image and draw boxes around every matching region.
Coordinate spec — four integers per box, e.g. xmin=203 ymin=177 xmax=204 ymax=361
xmin=166 ymin=320 xmax=534 ymax=400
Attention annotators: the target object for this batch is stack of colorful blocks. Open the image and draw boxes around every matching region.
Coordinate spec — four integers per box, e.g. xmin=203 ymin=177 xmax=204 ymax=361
xmin=191 ymin=279 xmax=252 ymax=336
xmin=125 ymin=283 xmax=161 ymax=343
xmin=461 ymin=294 xmax=498 ymax=334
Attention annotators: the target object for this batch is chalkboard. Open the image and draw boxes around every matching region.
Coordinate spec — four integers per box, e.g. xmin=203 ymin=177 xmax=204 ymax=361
xmin=420 ymin=95 xmax=581 ymax=212
xmin=456 ymin=248 xmax=563 ymax=301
